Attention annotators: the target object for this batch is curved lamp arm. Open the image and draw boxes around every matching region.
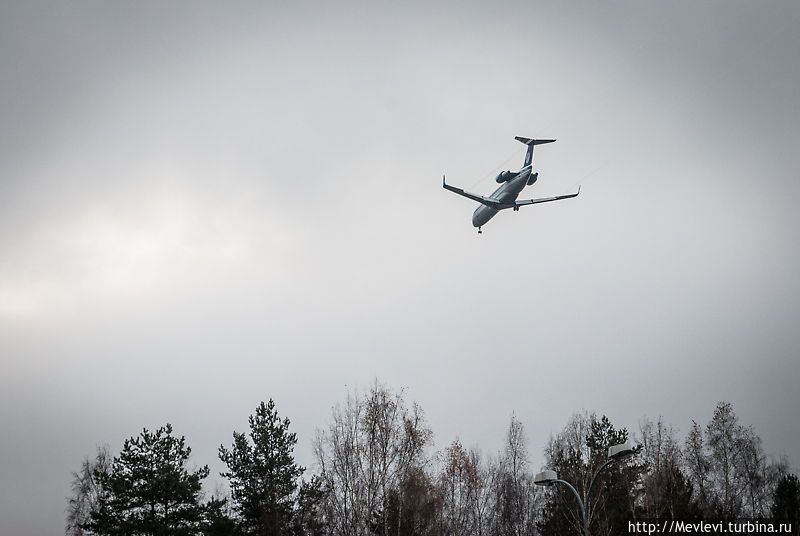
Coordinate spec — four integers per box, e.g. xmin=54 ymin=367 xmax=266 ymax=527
xmin=586 ymin=457 xmax=615 ymax=521
xmin=553 ymin=479 xmax=588 ymax=536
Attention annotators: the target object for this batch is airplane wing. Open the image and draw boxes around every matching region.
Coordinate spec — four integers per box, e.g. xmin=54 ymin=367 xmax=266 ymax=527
xmin=442 ymin=176 xmax=504 ymax=209
xmin=514 ymin=186 xmax=581 ymax=208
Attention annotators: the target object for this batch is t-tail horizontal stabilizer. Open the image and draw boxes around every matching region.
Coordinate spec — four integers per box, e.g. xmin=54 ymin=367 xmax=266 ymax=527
xmin=514 ymin=137 xmax=557 ymax=146
xmin=515 ymin=136 xmax=556 ymax=167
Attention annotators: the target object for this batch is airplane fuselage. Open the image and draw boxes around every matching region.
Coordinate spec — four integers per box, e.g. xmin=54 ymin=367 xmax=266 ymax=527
xmin=471 ymin=165 xmax=532 ymax=228
xmin=443 ymin=136 xmax=578 ymax=234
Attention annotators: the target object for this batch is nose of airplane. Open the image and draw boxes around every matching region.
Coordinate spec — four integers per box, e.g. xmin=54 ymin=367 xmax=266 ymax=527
xmin=471 ymin=210 xmax=481 ymax=227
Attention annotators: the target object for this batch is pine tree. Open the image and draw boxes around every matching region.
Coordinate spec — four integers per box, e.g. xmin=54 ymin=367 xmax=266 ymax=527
xmin=87 ymin=424 xmax=209 ymax=536
xmin=219 ymin=399 xmax=305 ymax=536
xmin=771 ymin=474 xmax=800 ymax=535
xmin=538 ymin=413 xmax=641 ymax=536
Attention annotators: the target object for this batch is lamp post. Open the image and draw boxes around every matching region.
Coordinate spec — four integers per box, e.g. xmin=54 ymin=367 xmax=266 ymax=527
xmin=534 ymin=441 xmax=633 ymax=536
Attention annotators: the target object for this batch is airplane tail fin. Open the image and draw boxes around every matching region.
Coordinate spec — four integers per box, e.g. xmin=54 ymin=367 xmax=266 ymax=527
xmin=515 ymin=136 xmax=556 ymax=167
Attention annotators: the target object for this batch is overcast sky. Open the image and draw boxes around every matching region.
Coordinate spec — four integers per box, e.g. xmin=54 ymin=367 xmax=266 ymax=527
xmin=1 ymin=2 xmax=799 ymax=534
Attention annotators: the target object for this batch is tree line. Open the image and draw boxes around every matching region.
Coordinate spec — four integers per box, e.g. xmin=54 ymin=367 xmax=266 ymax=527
xmin=67 ymin=381 xmax=800 ymax=536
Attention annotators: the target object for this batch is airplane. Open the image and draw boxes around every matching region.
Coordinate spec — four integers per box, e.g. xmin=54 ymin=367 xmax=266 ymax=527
xmin=443 ymin=136 xmax=580 ymax=233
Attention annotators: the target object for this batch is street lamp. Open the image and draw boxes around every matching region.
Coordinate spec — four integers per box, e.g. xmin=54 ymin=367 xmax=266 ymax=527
xmin=534 ymin=441 xmax=633 ymax=536
xmin=534 ymin=469 xmax=588 ymax=536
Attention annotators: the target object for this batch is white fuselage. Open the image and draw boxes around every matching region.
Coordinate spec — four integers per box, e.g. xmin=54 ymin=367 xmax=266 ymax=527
xmin=472 ymin=166 xmax=532 ymax=228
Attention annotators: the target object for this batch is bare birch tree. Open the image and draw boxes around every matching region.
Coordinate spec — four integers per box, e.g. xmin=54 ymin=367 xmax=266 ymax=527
xmin=688 ymin=402 xmax=784 ymax=519
xmin=638 ymin=417 xmax=694 ymax=520
xmin=314 ymin=381 xmax=432 ymax=536
xmin=491 ymin=415 xmax=540 ymax=536
xmin=439 ymin=439 xmax=483 ymax=535
xmin=66 ymin=445 xmax=112 ymax=536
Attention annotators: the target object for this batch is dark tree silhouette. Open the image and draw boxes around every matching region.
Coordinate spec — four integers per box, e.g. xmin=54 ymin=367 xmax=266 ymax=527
xmin=87 ymin=424 xmax=209 ymax=536
xmin=219 ymin=399 xmax=305 ymax=536
xmin=538 ymin=413 xmax=641 ymax=536
xmin=771 ymin=474 xmax=800 ymax=536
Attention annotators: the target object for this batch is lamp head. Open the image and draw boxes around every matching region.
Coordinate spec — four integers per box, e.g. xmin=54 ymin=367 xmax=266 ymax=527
xmin=608 ymin=442 xmax=634 ymax=460
xmin=534 ymin=470 xmax=558 ymax=486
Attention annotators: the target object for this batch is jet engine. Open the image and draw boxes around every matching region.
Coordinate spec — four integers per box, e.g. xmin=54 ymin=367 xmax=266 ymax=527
xmin=495 ymin=171 xmax=512 ymax=183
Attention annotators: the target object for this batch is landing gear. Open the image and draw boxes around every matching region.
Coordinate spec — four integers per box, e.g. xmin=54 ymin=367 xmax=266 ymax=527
xmin=477 ymin=227 xmax=482 ymax=234
xmin=513 ymin=206 xmax=519 ymax=211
